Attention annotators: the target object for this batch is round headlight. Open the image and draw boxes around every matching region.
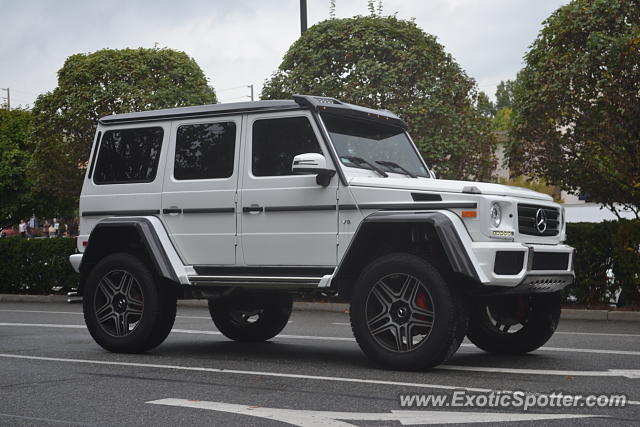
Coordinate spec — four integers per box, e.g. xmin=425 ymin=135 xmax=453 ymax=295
xmin=490 ymin=203 xmax=502 ymax=228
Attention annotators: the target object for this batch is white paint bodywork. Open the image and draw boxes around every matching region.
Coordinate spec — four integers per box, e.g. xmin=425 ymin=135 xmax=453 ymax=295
xmin=74 ymin=108 xmax=573 ymax=289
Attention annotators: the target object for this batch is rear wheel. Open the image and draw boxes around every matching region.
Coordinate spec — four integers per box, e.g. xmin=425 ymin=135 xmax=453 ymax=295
xmin=208 ymin=292 xmax=293 ymax=342
xmin=467 ymin=293 xmax=561 ymax=354
xmin=350 ymin=253 xmax=468 ymax=370
xmin=83 ymin=253 xmax=176 ymax=353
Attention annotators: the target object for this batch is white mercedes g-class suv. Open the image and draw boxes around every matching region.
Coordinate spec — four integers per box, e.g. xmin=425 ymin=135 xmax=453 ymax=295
xmin=69 ymin=95 xmax=574 ymax=370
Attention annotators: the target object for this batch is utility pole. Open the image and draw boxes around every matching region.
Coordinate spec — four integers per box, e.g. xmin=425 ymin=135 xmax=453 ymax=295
xmin=1 ymin=88 xmax=9 ymax=111
xmin=247 ymin=84 xmax=254 ymax=101
xmin=300 ymin=0 xmax=307 ymax=35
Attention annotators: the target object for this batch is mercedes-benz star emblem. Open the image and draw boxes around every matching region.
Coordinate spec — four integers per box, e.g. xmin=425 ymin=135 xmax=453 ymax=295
xmin=535 ymin=208 xmax=548 ymax=233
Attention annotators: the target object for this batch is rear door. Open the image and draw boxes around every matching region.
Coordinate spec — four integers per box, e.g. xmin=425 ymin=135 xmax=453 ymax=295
xmin=161 ymin=116 xmax=241 ymax=265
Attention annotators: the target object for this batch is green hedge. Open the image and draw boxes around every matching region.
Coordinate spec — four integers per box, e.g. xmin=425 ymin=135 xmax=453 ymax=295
xmin=0 ymin=221 xmax=638 ymax=305
xmin=0 ymin=237 xmax=78 ymax=294
xmin=566 ymin=219 xmax=640 ymax=306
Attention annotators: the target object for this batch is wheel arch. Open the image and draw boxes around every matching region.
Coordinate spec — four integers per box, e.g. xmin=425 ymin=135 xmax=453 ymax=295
xmin=78 ymin=218 xmax=179 ymax=295
xmin=333 ymin=211 xmax=480 ymax=298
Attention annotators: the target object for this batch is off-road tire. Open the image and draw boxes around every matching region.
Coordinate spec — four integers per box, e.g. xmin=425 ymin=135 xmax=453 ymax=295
xmin=467 ymin=292 xmax=561 ymax=355
xmin=83 ymin=253 xmax=175 ymax=353
xmin=208 ymin=292 xmax=293 ymax=342
xmin=350 ymin=253 xmax=468 ymax=370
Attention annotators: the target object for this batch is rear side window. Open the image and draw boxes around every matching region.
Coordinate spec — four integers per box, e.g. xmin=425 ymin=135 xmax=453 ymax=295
xmin=93 ymin=127 xmax=164 ymax=184
xmin=252 ymin=116 xmax=322 ymax=177
xmin=174 ymin=122 xmax=236 ymax=180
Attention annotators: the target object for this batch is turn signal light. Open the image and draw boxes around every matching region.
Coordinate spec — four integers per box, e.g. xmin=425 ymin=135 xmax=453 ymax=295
xmin=461 ymin=211 xmax=477 ymax=218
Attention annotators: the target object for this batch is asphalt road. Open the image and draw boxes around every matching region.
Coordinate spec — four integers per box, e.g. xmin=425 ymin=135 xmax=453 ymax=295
xmin=0 ymin=301 xmax=638 ymax=426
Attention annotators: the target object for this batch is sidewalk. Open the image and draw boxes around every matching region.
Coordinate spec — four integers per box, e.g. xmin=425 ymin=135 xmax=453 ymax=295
xmin=1 ymin=294 xmax=639 ymax=321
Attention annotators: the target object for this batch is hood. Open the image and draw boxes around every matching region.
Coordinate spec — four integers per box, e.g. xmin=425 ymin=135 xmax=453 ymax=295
xmin=348 ymin=176 xmax=554 ymax=202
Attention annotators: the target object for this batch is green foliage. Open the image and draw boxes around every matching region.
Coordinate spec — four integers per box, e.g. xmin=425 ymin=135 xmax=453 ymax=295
xmin=0 ymin=109 xmax=36 ymax=229
xmin=261 ymin=16 xmax=497 ymax=181
xmin=0 ymin=237 xmax=78 ymax=294
xmin=476 ymin=91 xmax=496 ymax=117
xmin=494 ymin=80 xmax=515 ymax=110
xmin=493 ymin=107 xmax=512 ymax=132
xmin=29 ymin=47 xmax=217 ymax=213
xmin=565 ymin=220 xmax=640 ymax=306
xmin=509 ymin=0 xmax=640 ymax=217
xmin=498 ymin=175 xmax=560 ymax=201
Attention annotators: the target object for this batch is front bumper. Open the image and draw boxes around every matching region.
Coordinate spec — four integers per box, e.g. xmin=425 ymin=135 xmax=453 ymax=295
xmin=471 ymin=242 xmax=574 ymax=289
xmin=69 ymin=254 xmax=82 ymax=273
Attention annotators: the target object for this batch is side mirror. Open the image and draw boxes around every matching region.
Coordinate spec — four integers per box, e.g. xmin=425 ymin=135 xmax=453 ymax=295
xmin=292 ymin=153 xmax=336 ymax=187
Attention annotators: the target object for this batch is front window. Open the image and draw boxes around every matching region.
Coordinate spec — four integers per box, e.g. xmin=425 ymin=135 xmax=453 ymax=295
xmin=321 ymin=114 xmax=429 ymax=178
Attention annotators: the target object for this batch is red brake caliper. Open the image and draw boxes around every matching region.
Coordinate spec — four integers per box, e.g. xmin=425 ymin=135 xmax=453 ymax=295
xmin=415 ymin=292 xmax=428 ymax=320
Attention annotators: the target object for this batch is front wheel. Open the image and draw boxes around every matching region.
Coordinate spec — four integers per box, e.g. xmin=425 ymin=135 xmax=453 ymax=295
xmin=208 ymin=292 xmax=293 ymax=342
xmin=466 ymin=292 xmax=561 ymax=354
xmin=350 ymin=253 xmax=468 ymax=370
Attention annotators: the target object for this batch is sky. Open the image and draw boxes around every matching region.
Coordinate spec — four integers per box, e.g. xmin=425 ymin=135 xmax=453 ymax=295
xmin=0 ymin=0 xmax=569 ymax=108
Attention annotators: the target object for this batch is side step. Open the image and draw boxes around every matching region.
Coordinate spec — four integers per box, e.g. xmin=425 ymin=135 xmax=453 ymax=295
xmin=188 ymin=275 xmax=323 ymax=289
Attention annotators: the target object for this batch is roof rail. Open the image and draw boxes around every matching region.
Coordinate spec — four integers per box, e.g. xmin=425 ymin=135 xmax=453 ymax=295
xmin=293 ymin=94 xmax=343 ymax=109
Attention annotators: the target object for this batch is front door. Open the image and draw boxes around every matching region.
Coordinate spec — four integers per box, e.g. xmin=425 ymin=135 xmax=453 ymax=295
xmin=239 ymin=112 xmax=338 ymax=266
xmin=161 ymin=116 xmax=241 ymax=265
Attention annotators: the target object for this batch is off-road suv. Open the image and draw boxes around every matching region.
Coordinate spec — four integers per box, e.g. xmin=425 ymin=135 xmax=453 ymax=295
xmin=70 ymin=95 xmax=574 ymax=370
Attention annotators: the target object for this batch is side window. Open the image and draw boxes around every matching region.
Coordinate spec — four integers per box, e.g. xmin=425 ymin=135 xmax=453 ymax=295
xmin=252 ymin=116 xmax=322 ymax=177
xmin=174 ymin=122 xmax=236 ymax=180
xmin=93 ymin=127 xmax=163 ymax=184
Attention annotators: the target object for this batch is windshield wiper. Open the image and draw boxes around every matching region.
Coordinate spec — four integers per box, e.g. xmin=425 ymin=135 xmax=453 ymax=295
xmin=341 ymin=156 xmax=388 ymax=177
xmin=375 ymin=160 xmax=417 ymax=178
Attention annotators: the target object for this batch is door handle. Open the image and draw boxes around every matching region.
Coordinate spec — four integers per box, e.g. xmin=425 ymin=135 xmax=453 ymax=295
xmin=163 ymin=206 xmax=181 ymax=215
xmin=243 ymin=204 xmax=264 ymax=214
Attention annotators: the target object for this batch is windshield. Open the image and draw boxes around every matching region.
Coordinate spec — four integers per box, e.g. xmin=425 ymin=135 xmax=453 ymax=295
xmin=320 ymin=113 xmax=429 ymax=178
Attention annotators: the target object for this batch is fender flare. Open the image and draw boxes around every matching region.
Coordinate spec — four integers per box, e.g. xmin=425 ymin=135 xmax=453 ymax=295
xmin=79 ymin=217 xmax=179 ymax=292
xmin=333 ymin=211 xmax=480 ymax=289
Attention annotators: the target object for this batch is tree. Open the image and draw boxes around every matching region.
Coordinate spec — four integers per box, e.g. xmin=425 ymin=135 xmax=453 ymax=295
xmin=509 ymin=0 xmax=640 ymax=217
xmin=476 ymin=91 xmax=496 ymax=117
xmin=494 ymin=80 xmax=515 ymax=110
xmin=262 ymin=16 xmax=497 ymax=180
xmin=29 ymin=47 xmax=217 ymax=213
xmin=0 ymin=109 xmax=35 ymax=229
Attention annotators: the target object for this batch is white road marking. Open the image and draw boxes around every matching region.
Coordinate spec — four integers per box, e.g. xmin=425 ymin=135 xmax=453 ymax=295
xmin=3 ymin=310 xmax=639 ymax=338
xmin=556 ymin=331 xmax=640 ymax=338
xmin=330 ymin=321 xmax=640 ymax=338
xmin=0 ymin=309 xmax=212 ymax=320
xmin=0 ymin=412 xmax=89 ymax=426
xmin=1 ymin=353 xmax=638 ymax=406
xmin=440 ymin=365 xmax=640 ymax=379
xmin=147 ymin=398 xmax=597 ymax=426
xmin=458 ymin=343 xmax=640 ymax=356
xmin=2 ymin=322 xmax=640 ymax=355
xmin=0 ymin=353 xmax=493 ymax=393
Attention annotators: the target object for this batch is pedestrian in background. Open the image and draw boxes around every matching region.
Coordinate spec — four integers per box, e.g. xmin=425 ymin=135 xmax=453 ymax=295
xmin=43 ymin=220 xmax=50 ymax=238
xmin=19 ymin=220 xmax=27 ymax=238
xmin=53 ymin=217 xmax=60 ymax=237
xmin=48 ymin=222 xmax=56 ymax=238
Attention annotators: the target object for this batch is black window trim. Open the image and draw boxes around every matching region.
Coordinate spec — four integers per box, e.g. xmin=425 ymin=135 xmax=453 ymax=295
xmin=249 ymin=113 xmax=328 ymax=179
xmin=87 ymin=130 xmax=102 ymax=179
xmin=172 ymin=120 xmax=238 ymax=182
xmin=92 ymin=126 xmax=165 ymax=186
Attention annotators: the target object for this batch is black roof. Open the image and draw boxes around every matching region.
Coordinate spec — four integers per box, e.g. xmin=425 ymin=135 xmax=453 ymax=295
xmin=99 ymin=95 xmax=407 ymax=129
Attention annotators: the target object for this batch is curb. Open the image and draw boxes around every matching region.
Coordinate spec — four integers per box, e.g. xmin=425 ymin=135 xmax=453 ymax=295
xmin=1 ymin=294 xmax=638 ymax=321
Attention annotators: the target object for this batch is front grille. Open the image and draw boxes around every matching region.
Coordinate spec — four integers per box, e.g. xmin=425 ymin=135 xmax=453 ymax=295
xmin=517 ymin=204 xmax=560 ymax=236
